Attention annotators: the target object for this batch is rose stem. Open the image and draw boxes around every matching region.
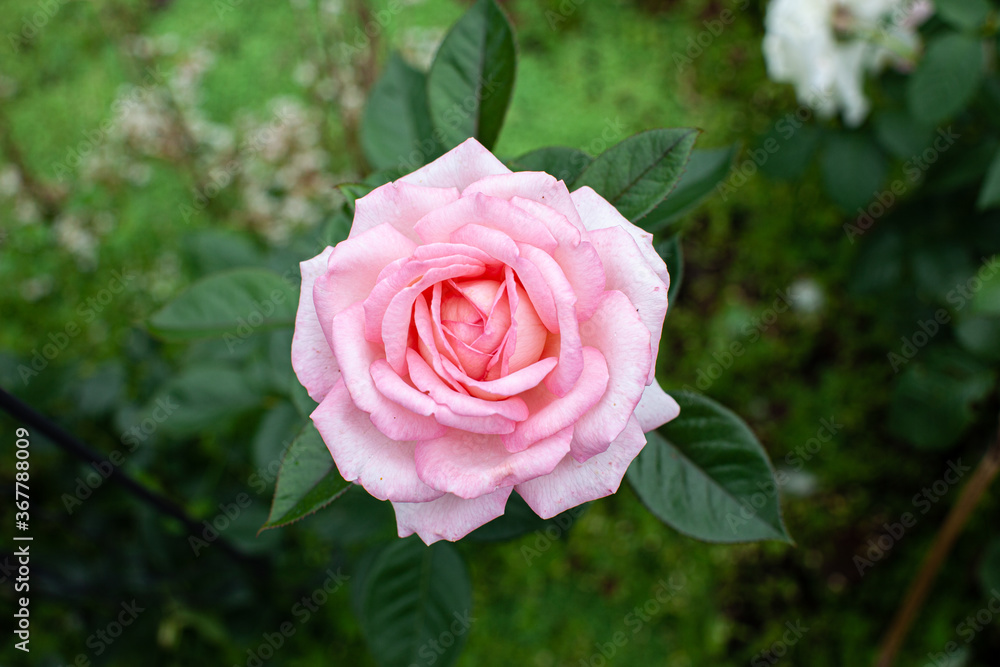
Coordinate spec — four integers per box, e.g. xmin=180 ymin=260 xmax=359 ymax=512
xmin=875 ymin=417 xmax=1000 ymax=667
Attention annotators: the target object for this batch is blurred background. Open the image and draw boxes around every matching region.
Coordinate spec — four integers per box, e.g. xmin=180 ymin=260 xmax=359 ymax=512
xmin=2 ymin=0 xmax=999 ymax=665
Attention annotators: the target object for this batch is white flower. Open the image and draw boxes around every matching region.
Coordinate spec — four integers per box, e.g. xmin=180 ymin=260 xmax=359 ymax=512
xmin=763 ymin=0 xmax=931 ymax=127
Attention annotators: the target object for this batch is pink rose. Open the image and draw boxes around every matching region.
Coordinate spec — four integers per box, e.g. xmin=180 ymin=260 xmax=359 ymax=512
xmin=292 ymin=138 xmax=680 ymax=544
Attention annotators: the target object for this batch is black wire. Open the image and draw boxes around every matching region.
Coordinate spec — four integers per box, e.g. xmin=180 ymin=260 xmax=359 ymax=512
xmin=0 ymin=386 xmax=265 ymax=571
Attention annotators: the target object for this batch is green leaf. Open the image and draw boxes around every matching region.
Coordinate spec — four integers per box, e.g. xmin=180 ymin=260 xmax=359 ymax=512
xmin=937 ymin=0 xmax=993 ymax=29
xmin=261 ymin=422 xmax=350 ymax=530
xmin=976 ymin=147 xmax=1000 ymax=210
xmin=427 ymin=0 xmax=516 ymax=151
xmin=356 ymin=538 xmax=472 ymax=667
xmin=820 ymin=132 xmax=887 ymax=213
xmin=873 ymin=110 xmax=934 ymax=159
xmin=145 ymin=365 xmax=264 ymax=438
xmin=641 ymin=145 xmax=736 ymax=233
xmin=955 ymin=315 xmax=1000 ymax=362
xmin=361 ymin=53 xmax=439 ymax=171
xmin=888 ymin=347 xmax=996 ymax=450
xmin=970 ymin=258 xmax=1000 ymax=315
xmin=509 ymin=146 xmax=593 ymax=183
xmin=627 ymin=391 xmax=791 ymax=544
xmin=658 ymin=234 xmax=683 ymax=314
xmin=908 ymin=33 xmax=983 ymax=125
xmin=573 ymin=128 xmax=700 ymax=223
xmin=758 ymin=123 xmax=822 ymax=181
xmin=148 ymin=269 xmax=296 ymax=341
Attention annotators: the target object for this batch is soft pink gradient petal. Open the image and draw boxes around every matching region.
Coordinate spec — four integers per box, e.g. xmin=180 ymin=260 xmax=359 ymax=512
xmin=370 ymin=359 xmax=516 ymax=435
xmin=633 ymin=380 xmax=681 ymax=432
xmin=502 ymin=346 xmax=609 ymax=453
xmin=331 ymin=303 xmax=447 ymax=441
xmin=393 ymin=487 xmax=512 ymax=544
xmin=313 ymin=224 xmax=418 ymax=345
xmin=291 ymin=247 xmax=339 ymax=403
xmin=570 ymin=185 xmax=671 ymax=290
xmin=311 ymin=379 xmax=443 ymax=503
xmin=351 ymin=182 xmax=460 ymax=242
xmin=516 ymin=415 xmax=647 ymax=519
xmin=398 ymin=138 xmax=511 ymax=190
xmin=407 ymin=350 xmax=528 ymax=421
xmin=569 ymin=290 xmax=652 ymax=462
xmin=415 ymin=426 xmax=572 ymax=499
xmin=589 ymin=226 xmax=669 ymax=384
xmin=413 ymin=193 xmax=558 ymax=252
xmin=443 ymin=355 xmax=558 ymax=401
xmin=462 ymin=171 xmax=586 ymax=230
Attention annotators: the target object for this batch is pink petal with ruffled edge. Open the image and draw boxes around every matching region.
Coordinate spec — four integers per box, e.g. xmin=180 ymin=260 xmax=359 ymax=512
xmin=570 ymin=291 xmax=652 ymax=461
xmin=633 ymin=380 xmax=681 ymax=432
xmin=398 ymin=138 xmax=511 ymax=190
xmin=413 ymin=193 xmax=558 ymax=252
xmin=311 ymin=379 xmax=443 ymax=503
xmin=501 ymin=346 xmax=609 ymax=453
xmin=589 ymin=226 xmax=668 ymax=385
xmin=516 ymin=416 xmax=647 ymax=519
xmin=442 ymin=355 xmax=558 ymax=401
xmin=570 ymin=185 xmax=670 ymax=291
xmin=351 ymin=182 xmax=461 ymax=242
xmin=313 ymin=223 xmax=417 ymax=346
xmin=331 ymin=302 xmax=447 ymax=441
xmin=415 ymin=426 xmax=573 ymax=499
xmin=407 ymin=350 xmax=528 ymax=421
xmin=393 ymin=487 xmax=512 ymax=544
xmin=292 ymin=247 xmax=338 ymax=403
xmin=462 ymin=171 xmax=586 ymax=231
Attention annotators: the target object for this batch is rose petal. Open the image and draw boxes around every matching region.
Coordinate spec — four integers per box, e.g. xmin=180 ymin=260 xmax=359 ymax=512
xmin=292 ymin=247 xmax=339 ymax=403
xmin=398 ymin=137 xmax=511 ymax=190
xmin=311 ymin=379 xmax=443 ymax=503
xmin=589 ymin=226 xmax=669 ymax=384
xmin=407 ymin=350 xmax=528 ymax=421
xmin=501 ymin=346 xmax=609 ymax=453
xmin=516 ymin=416 xmax=646 ymax=519
xmin=393 ymin=487 xmax=512 ymax=544
xmin=413 ymin=193 xmax=558 ymax=252
xmin=331 ymin=302 xmax=447 ymax=441
xmin=571 ymin=185 xmax=670 ymax=290
xmin=352 ymin=182 xmax=461 ymax=242
xmin=570 ymin=290 xmax=652 ymax=462
xmin=443 ymin=355 xmax=558 ymax=401
xmin=633 ymin=379 xmax=681 ymax=432
xmin=415 ymin=427 xmax=573 ymax=499
xmin=462 ymin=171 xmax=586 ymax=230
xmin=314 ymin=223 xmax=418 ymax=345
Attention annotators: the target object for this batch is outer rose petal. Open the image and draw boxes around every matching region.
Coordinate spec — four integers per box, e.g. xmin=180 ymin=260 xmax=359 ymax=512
xmin=414 ymin=426 xmax=573 ymax=499
xmin=291 ymin=247 xmax=338 ymax=402
xmin=398 ymin=138 xmax=511 ymax=190
xmin=570 ymin=186 xmax=670 ymax=290
xmin=331 ymin=303 xmax=447 ymax=441
xmin=570 ymin=290 xmax=652 ymax=462
xmin=314 ymin=223 xmax=418 ymax=344
xmin=351 ymin=182 xmax=461 ymax=242
xmin=588 ymin=226 xmax=668 ymax=385
xmin=516 ymin=416 xmax=647 ymax=519
xmin=633 ymin=379 xmax=681 ymax=432
xmin=312 ymin=379 xmax=443 ymax=503
xmin=393 ymin=487 xmax=512 ymax=544
xmin=461 ymin=171 xmax=586 ymax=230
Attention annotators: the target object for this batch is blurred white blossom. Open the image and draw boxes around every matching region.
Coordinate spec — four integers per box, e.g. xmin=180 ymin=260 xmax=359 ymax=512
xmin=763 ymin=0 xmax=932 ymax=127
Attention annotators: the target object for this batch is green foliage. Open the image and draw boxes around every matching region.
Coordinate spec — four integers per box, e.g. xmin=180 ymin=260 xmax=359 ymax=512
xmin=907 ymin=33 xmax=983 ymax=125
xmin=362 ymin=53 xmax=438 ymax=172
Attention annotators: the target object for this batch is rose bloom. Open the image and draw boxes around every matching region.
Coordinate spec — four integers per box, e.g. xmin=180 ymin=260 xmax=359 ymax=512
xmin=292 ymin=138 xmax=680 ymax=544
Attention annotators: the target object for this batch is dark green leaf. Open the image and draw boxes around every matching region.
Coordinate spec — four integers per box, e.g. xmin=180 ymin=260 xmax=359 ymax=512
xmin=362 ymin=53 xmax=439 ymax=171
xmin=873 ymin=110 xmax=934 ymax=159
xmin=658 ymin=234 xmax=683 ymax=314
xmin=758 ymin=123 xmax=822 ymax=181
xmin=252 ymin=401 xmax=305 ymax=473
xmin=509 ymin=146 xmax=593 ymax=183
xmin=573 ymin=128 xmax=699 ymax=223
xmin=356 ymin=538 xmax=472 ymax=667
xmin=908 ymin=33 xmax=983 ymax=125
xmin=937 ymin=0 xmax=993 ymax=29
xmin=337 ymin=183 xmax=375 ymax=214
xmin=955 ymin=315 xmax=1000 ymax=362
xmin=465 ymin=491 xmax=586 ymax=542
xmin=980 ymin=538 xmax=1000 ymax=595
xmin=148 ymin=269 xmax=296 ymax=341
xmin=970 ymin=259 xmax=1000 ymax=316
xmin=427 ymin=0 xmax=516 ymax=151
xmin=641 ymin=145 xmax=736 ymax=233
xmin=145 ymin=365 xmax=264 ymax=438
xmin=627 ymin=391 xmax=791 ymax=543
xmin=977 ymin=147 xmax=1000 ymax=210
xmin=888 ymin=347 xmax=996 ymax=450
xmin=820 ymin=132 xmax=887 ymax=213
xmin=261 ymin=422 xmax=350 ymax=530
